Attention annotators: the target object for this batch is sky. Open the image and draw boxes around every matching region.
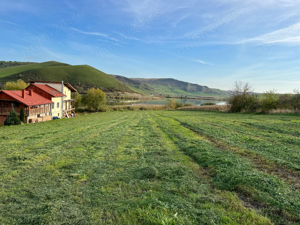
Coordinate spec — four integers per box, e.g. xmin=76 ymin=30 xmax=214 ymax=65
xmin=0 ymin=0 xmax=300 ymax=93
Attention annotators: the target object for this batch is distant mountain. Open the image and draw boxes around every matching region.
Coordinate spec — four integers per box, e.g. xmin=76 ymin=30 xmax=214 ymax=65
xmin=0 ymin=61 xmax=134 ymax=93
xmin=0 ymin=60 xmax=227 ymax=97
xmin=111 ymin=75 xmax=227 ymax=97
xmin=110 ymin=75 xmax=155 ymax=94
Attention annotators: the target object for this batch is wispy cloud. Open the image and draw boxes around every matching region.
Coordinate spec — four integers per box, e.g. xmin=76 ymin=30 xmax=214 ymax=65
xmin=0 ymin=19 xmax=20 ymax=26
xmin=42 ymin=48 xmax=60 ymax=58
xmin=70 ymin=27 xmax=108 ymax=37
xmin=236 ymin=21 xmax=300 ymax=45
xmin=192 ymin=59 xmax=214 ymax=66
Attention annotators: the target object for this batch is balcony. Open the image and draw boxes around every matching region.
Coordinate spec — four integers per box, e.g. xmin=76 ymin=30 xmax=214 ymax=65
xmin=0 ymin=107 xmax=50 ymax=116
xmin=64 ymin=99 xmax=75 ymax=113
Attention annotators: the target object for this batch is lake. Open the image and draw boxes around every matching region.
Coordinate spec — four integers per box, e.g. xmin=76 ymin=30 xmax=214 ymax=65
xmin=130 ymin=99 xmax=227 ymax=106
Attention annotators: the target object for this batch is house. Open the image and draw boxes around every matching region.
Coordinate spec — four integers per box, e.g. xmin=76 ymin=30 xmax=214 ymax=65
xmin=26 ymin=81 xmax=77 ymax=118
xmin=0 ymin=89 xmax=53 ymax=126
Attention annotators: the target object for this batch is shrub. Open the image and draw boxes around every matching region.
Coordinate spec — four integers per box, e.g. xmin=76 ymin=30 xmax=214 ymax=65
xmin=4 ymin=108 xmax=21 ymax=126
xmin=74 ymin=92 xmax=82 ymax=108
xmin=175 ymin=101 xmax=184 ymax=109
xmin=227 ymin=81 xmax=256 ymax=112
xmin=261 ymin=90 xmax=279 ymax=111
xmin=184 ymin=103 xmax=194 ymax=107
xmin=278 ymin=94 xmax=293 ymax=109
xmin=201 ymin=102 xmax=216 ymax=106
xmin=291 ymin=89 xmax=300 ymax=110
xmin=247 ymin=96 xmax=261 ymax=112
xmin=165 ymin=99 xmax=176 ymax=110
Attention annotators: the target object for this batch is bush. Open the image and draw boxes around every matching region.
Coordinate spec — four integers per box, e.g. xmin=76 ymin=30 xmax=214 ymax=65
xmin=227 ymin=81 xmax=256 ymax=112
xmin=175 ymin=101 xmax=184 ymax=109
xmin=184 ymin=103 xmax=194 ymax=107
xmin=165 ymin=99 xmax=176 ymax=110
xmin=291 ymin=89 xmax=300 ymax=110
xmin=247 ymin=96 xmax=261 ymax=112
xmin=201 ymin=102 xmax=216 ymax=106
xmin=261 ymin=90 xmax=279 ymax=111
xmin=74 ymin=92 xmax=82 ymax=108
xmin=278 ymin=94 xmax=293 ymax=109
xmin=4 ymin=108 xmax=21 ymax=126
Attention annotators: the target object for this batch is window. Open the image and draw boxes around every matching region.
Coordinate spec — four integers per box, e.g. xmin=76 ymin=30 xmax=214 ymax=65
xmin=52 ymin=103 xmax=55 ymax=109
xmin=57 ymin=102 xmax=59 ymax=108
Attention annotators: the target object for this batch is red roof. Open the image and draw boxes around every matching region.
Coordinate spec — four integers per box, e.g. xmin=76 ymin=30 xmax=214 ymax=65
xmin=29 ymin=84 xmax=66 ymax=97
xmin=1 ymin=90 xmax=54 ymax=106
xmin=29 ymin=81 xmax=77 ymax=92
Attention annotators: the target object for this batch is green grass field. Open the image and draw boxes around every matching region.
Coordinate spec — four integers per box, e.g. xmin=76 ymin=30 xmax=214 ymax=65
xmin=1 ymin=111 xmax=300 ymax=224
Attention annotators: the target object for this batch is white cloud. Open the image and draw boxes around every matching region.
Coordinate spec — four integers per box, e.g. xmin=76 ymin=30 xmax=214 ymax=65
xmin=236 ymin=21 xmax=300 ymax=45
xmin=0 ymin=19 xmax=20 ymax=26
xmin=42 ymin=48 xmax=60 ymax=58
xmin=192 ymin=59 xmax=214 ymax=66
xmin=70 ymin=27 xmax=108 ymax=37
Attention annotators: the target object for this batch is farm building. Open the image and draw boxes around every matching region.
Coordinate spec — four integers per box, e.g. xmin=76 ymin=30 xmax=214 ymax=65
xmin=0 ymin=80 xmax=77 ymax=126
xmin=0 ymin=89 xmax=53 ymax=126
xmin=26 ymin=81 xmax=77 ymax=118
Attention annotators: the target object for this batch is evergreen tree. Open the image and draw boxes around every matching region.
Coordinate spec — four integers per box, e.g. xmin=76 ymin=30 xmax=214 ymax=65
xmin=4 ymin=108 xmax=21 ymax=126
xmin=20 ymin=107 xmax=25 ymax=123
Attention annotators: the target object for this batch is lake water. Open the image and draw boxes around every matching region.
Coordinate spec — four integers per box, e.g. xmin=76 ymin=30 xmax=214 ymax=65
xmin=130 ymin=99 xmax=227 ymax=106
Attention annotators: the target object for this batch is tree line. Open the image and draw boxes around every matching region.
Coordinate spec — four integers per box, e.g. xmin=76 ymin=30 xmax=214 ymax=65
xmin=0 ymin=61 xmax=36 ymax=69
xmin=227 ymin=81 xmax=300 ymax=113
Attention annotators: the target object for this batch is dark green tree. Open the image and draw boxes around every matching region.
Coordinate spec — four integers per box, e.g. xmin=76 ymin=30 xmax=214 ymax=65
xmin=4 ymin=108 xmax=21 ymax=126
xmin=20 ymin=107 xmax=25 ymax=123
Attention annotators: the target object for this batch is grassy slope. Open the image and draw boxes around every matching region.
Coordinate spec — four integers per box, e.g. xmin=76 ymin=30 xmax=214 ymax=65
xmin=0 ymin=61 xmax=134 ymax=93
xmin=0 ymin=61 xmax=68 ymax=78
xmin=110 ymin=75 xmax=228 ymax=97
xmin=1 ymin=111 xmax=300 ymax=224
xmin=133 ymin=78 xmax=227 ymax=97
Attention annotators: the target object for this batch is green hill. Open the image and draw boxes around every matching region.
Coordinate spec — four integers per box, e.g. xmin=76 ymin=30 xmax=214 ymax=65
xmin=110 ymin=75 xmax=154 ymax=95
xmin=0 ymin=61 xmax=134 ymax=93
xmin=111 ymin=75 xmax=227 ymax=97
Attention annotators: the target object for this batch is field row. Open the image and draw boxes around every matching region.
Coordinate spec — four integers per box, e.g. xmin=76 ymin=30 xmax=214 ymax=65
xmin=1 ymin=111 xmax=300 ymax=224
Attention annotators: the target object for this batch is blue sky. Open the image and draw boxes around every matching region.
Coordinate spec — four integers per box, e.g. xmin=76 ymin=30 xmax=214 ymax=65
xmin=0 ymin=0 xmax=300 ymax=93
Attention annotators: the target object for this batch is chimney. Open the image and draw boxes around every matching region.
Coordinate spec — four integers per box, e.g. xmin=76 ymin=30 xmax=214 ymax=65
xmin=29 ymin=90 xmax=33 ymax=96
xmin=22 ymin=89 xmax=26 ymax=99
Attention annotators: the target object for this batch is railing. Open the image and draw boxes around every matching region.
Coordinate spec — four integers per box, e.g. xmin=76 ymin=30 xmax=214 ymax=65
xmin=64 ymin=108 xmax=75 ymax=112
xmin=0 ymin=107 xmax=50 ymax=116
xmin=28 ymin=107 xmax=50 ymax=116
xmin=0 ymin=107 xmax=21 ymax=115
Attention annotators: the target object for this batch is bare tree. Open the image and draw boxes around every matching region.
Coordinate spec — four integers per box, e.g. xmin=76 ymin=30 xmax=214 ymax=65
xmin=227 ymin=81 xmax=258 ymax=112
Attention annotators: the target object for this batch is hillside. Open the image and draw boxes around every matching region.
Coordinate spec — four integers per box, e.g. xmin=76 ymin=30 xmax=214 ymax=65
xmin=0 ymin=61 xmax=134 ymax=93
xmin=111 ymin=75 xmax=227 ymax=97
xmin=110 ymin=75 xmax=154 ymax=95
xmin=0 ymin=61 xmax=37 ymax=69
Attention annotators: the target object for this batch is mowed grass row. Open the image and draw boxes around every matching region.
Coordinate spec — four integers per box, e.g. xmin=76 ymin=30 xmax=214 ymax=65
xmin=152 ymin=111 xmax=300 ymax=224
xmin=159 ymin=111 xmax=300 ymax=172
xmin=0 ymin=112 xmax=272 ymax=224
